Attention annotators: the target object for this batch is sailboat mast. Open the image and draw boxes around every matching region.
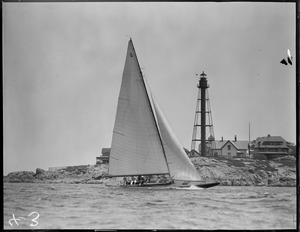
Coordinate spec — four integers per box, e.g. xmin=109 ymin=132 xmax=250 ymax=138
xmin=130 ymin=39 xmax=171 ymax=176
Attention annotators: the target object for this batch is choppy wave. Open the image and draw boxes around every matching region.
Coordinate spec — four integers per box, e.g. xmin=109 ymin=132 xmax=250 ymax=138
xmin=174 ymin=185 xmax=205 ymax=190
xmin=4 ymin=183 xmax=296 ymax=230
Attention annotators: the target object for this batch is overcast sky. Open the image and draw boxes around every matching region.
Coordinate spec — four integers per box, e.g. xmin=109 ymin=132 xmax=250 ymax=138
xmin=3 ymin=2 xmax=296 ymax=175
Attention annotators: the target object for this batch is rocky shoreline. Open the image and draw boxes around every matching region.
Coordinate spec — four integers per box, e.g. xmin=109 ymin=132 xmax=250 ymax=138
xmin=191 ymin=156 xmax=296 ymax=187
xmin=3 ymin=156 xmax=296 ymax=187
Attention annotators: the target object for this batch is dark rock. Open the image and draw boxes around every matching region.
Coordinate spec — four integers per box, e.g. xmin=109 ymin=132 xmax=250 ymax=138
xmin=248 ymin=169 xmax=254 ymax=174
xmin=93 ymin=175 xmax=103 ymax=180
xmin=4 ymin=171 xmax=35 ymax=183
xmin=35 ymin=168 xmax=46 ymax=176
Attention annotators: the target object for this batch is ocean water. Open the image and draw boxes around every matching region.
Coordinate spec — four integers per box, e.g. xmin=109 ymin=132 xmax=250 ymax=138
xmin=4 ymin=183 xmax=297 ymax=230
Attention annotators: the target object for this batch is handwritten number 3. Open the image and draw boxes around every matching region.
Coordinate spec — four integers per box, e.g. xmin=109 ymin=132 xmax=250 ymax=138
xmin=28 ymin=212 xmax=39 ymax=226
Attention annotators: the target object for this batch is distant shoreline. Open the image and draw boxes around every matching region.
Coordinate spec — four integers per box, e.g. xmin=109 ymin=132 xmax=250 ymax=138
xmin=3 ymin=156 xmax=296 ymax=187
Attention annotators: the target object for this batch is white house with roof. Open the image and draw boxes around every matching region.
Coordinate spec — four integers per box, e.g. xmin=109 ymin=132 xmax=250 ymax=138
xmin=252 ymin=135 xmax=289 ymax=159
xmin=96 ymin=148 xmax=111 ymax=164
xmin=211 ymin=137 xmax=249 ymax=158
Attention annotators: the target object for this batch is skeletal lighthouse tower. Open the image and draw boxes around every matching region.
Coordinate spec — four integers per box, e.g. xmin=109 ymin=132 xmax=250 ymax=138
xmin=191 ymin=71 xmax=215 ymax=156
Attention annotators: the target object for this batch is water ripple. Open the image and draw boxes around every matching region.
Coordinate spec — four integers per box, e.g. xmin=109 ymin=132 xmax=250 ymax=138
xmin=4 ymin=184 xmax=296 ymax=230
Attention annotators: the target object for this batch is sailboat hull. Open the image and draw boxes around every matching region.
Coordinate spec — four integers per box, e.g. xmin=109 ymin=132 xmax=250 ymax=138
xmin=121 ymin=182 xmax=173 ymax=188
xmin=119 ymin=181 xmax=219 ymax=189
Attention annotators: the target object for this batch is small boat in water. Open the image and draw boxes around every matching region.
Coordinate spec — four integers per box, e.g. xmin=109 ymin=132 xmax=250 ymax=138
xmin=107 ymin=38 xmax=219 ymax=189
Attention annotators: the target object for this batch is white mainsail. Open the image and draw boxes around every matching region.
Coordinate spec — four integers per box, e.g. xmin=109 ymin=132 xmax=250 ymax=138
xmin=109 ymin=38 xmax=202 ymax=182
xmin=108 ymin=39 xmax=169 ymax=176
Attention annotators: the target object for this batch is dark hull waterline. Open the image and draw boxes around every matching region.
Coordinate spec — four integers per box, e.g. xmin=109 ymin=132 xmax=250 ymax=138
xmin=119 ymin=182 xmax=220 ymax=189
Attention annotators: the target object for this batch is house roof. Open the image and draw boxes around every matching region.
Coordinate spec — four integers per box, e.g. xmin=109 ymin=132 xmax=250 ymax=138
xmin=213 ymin=140 xmax=249 ymax=150
xmin=256 ymin=135 xmax=286 ymax=143
xmin=188 ymin=149 xmax=200 ymax=156
xmin=221 ymin=140 xmax=238 ymax=150
xmin=97 ymin=156 xmax=109 ymax=160
xmin=233 ymin=141 xmax=250 ymax=150
xmin=254 ymin=135 xmax=288 ymax=148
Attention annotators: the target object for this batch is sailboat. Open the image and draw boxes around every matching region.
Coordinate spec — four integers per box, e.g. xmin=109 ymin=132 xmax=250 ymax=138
xmin=107 ymin=38 xmax=219 ymax=189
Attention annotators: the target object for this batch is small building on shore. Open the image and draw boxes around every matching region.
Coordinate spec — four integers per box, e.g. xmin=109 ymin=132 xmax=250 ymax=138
xmin=188 ymin=149 xmax=200 ymax=157
xmin=252 ymin=135 xmax=289 ymax=160
xmin=211 ymin=136 xmax=249 ymax=158
xmin=96 ymin=148 xmax=110 ymax=164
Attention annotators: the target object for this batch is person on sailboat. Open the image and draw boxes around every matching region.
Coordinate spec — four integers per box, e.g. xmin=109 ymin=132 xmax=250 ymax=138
xmin=137 ymin=175 xmax=141 ymax=183
xmin=123 ymin=177 xmax=128 ymax=185
xmin=137 ymin=175 xmax=146 ymax=185
xmin=143 ymin=176 xmax=149 ymax=183
xmin=130 ymin=176 xmax=136 ymax=185
xmin=137 ymin=175 xmax=144 ymax=185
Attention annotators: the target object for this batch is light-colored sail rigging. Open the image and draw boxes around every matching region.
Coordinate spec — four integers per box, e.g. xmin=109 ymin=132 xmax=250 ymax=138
xmin=150 ymin=95 xmax=203 ymax=181
xmin=108 ymin=39 xmax=169 ymax=176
